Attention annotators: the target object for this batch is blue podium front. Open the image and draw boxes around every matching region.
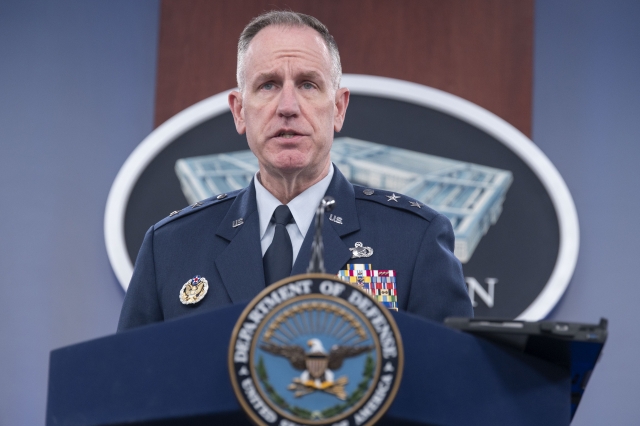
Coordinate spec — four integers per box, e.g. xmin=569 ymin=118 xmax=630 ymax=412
xmin=47 ymin=304 xmax=570 ymax=426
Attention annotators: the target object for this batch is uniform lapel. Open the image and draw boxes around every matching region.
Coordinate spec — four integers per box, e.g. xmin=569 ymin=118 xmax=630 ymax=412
xmin=215 ymin=182 xmax=266 ymax=303
xmin=291 ymin=166 xmax=360 ymax=275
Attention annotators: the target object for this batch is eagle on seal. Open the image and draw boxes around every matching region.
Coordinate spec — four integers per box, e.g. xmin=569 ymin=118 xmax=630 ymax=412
xmin=260 ymin=338 xmax=373 ymax=399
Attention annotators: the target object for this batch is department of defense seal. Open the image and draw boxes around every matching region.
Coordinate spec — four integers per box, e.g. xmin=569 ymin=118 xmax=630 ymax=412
xmin=229 ymin=274 xmax=404 ymax=426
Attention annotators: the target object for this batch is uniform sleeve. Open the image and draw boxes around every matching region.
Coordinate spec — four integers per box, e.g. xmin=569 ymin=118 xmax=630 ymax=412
xmin=407 ymin=213 xmax=474 ymax=321
xmin=117 ymin=226 xmax=164 ymax=332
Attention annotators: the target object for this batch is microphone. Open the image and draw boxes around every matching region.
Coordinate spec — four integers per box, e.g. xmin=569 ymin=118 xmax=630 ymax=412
xmin=307 ymin=196 xmax=335 ymax=273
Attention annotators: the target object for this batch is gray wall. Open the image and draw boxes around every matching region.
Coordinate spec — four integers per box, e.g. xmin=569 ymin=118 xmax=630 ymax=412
xmin=535 ymin=1 xmax=640 ymax=424
xmin=0 ymin=1 xmax=159 ymax=424
xmin=0 ymin=0 xmax=638 ymax=424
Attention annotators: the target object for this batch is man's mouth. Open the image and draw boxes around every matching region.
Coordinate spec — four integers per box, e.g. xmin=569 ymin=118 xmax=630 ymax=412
xmin=275 ymin=131 xmax=301 ymax=139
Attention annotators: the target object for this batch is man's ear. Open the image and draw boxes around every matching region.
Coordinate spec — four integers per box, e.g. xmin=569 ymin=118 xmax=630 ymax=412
xmin=333 ymin=87 xmax=350 ymax=132
xmin=228 ymin=91 xmax=246 ymax=134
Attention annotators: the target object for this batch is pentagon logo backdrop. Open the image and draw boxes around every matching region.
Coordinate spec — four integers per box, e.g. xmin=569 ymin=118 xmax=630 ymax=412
xmin=105 ymin=75 xmax=579 ymax=320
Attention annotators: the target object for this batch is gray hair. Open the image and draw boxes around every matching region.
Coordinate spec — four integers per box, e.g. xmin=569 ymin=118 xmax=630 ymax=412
xmin=236 ymin=11 xmax=342 ymax=92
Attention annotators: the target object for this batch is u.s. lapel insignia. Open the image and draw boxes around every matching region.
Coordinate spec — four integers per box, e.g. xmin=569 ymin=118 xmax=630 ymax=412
xmin=349 ymin=242 xmax=373 ymax=258
xmin=179 ymin=275 xmax=209 ymax=305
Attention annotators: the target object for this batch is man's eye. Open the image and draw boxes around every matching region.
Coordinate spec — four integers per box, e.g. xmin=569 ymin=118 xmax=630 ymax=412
xmin=262 ymin=83 xmax=275 ymax=90
xmin=302 ymin=82 xmax=315 ymax=90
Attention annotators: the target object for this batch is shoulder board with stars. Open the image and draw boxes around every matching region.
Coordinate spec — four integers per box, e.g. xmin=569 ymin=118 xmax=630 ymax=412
xmin=353 ymin=185 xmax=438 ymax=222
xmin=154 ymin=190 xmax=240 ymax=230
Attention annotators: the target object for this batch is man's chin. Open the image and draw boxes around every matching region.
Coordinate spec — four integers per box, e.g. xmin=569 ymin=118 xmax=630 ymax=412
xmin=265 ymin=158 xmax=321 ymax=178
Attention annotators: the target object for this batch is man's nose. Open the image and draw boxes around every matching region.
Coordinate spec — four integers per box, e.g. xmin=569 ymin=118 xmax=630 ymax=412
xmin=276 ymin=83 xmax=300 ymax=117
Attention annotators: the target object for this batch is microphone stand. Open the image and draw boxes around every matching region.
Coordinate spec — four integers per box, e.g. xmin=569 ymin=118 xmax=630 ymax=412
xmin=307 ymin=196 xmax=335 ymax=274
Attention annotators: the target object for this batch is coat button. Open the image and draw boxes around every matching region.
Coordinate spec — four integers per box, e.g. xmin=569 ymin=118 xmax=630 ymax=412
xmin=363 ymin=189 xmax=374 ymax=196
xmin=216 ymin=193 xmax=228 ymax=200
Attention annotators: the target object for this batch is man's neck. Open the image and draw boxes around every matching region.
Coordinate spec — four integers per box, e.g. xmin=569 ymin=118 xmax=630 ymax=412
xmin=258 ymin=161 xmax=331 ymax=204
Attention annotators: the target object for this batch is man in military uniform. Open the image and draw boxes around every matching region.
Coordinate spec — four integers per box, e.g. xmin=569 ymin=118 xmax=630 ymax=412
xmin=118 ymin=11 xmax=473 ymax=331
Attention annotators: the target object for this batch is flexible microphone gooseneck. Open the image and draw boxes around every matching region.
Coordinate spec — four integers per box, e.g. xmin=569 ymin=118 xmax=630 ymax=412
xmin=307 ymin=196 xmax=335 ymax=274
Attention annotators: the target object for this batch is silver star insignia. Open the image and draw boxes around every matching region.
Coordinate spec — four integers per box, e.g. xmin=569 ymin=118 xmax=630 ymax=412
xmin=387 ymin=193 xmax=400 ymax=202
xmin=409 ymin=201 xmax=421 ymax=208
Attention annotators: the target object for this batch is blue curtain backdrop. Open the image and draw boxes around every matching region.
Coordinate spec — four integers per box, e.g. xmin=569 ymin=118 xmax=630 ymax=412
xmin=0 ymin=0 xmax=638 ymax=424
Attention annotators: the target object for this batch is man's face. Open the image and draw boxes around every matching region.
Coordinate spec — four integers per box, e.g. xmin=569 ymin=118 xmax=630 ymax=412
xmin=229 ymin=26 xmax=349 ymax=181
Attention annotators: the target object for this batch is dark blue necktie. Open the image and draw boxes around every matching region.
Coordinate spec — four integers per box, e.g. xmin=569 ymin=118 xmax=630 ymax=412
xmin=263 ymin=205 xmax=294 ymax=286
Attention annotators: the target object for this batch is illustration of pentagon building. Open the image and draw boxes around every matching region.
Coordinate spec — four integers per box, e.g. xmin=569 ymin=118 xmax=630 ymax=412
xmin=175 ymin=138 xmax=512 ymax=263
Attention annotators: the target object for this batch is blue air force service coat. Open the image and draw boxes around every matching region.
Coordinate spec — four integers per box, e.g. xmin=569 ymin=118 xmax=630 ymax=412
xmin=117 ymin=167 xmax=473 ymax=331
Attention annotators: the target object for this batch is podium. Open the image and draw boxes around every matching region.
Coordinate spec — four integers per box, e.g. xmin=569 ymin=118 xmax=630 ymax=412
xmin=47 ymin=303 xmax=572 ymax=426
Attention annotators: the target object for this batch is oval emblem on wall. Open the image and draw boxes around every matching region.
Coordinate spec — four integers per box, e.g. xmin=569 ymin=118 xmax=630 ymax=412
xmin=105 ymin=75 xmax=579 ymax=320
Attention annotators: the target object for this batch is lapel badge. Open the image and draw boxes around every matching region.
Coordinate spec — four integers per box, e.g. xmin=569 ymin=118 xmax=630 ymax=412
xmin=329 ymin=214 xmax=343 ymax=224
xmin=232 ymin=218 xmax=244 ymax=228
xmin=179 ymin=275 xmax=209 ymax=305
xmin=349 ymin=242 xmax=373 ymax=258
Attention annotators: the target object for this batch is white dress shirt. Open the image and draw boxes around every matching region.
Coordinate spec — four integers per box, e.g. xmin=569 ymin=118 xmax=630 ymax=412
xmin=254 ymin=164 xmax=334 ymax=266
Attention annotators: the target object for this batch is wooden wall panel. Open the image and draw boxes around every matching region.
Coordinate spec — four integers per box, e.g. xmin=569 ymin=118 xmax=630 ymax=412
xmin=155 ymin=0 xmax=533 ymax=136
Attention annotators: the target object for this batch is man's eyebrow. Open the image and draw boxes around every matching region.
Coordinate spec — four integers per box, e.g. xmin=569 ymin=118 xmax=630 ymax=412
xmin=297 ymin=71 xmax=322 ymax=81
xmin=246 ymin=72 xmax=277 ymax=89
xmin=254 ymin=71 xmax=322 ymax=81
xmin=254 ymin=72 xmax=279 ymax=83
